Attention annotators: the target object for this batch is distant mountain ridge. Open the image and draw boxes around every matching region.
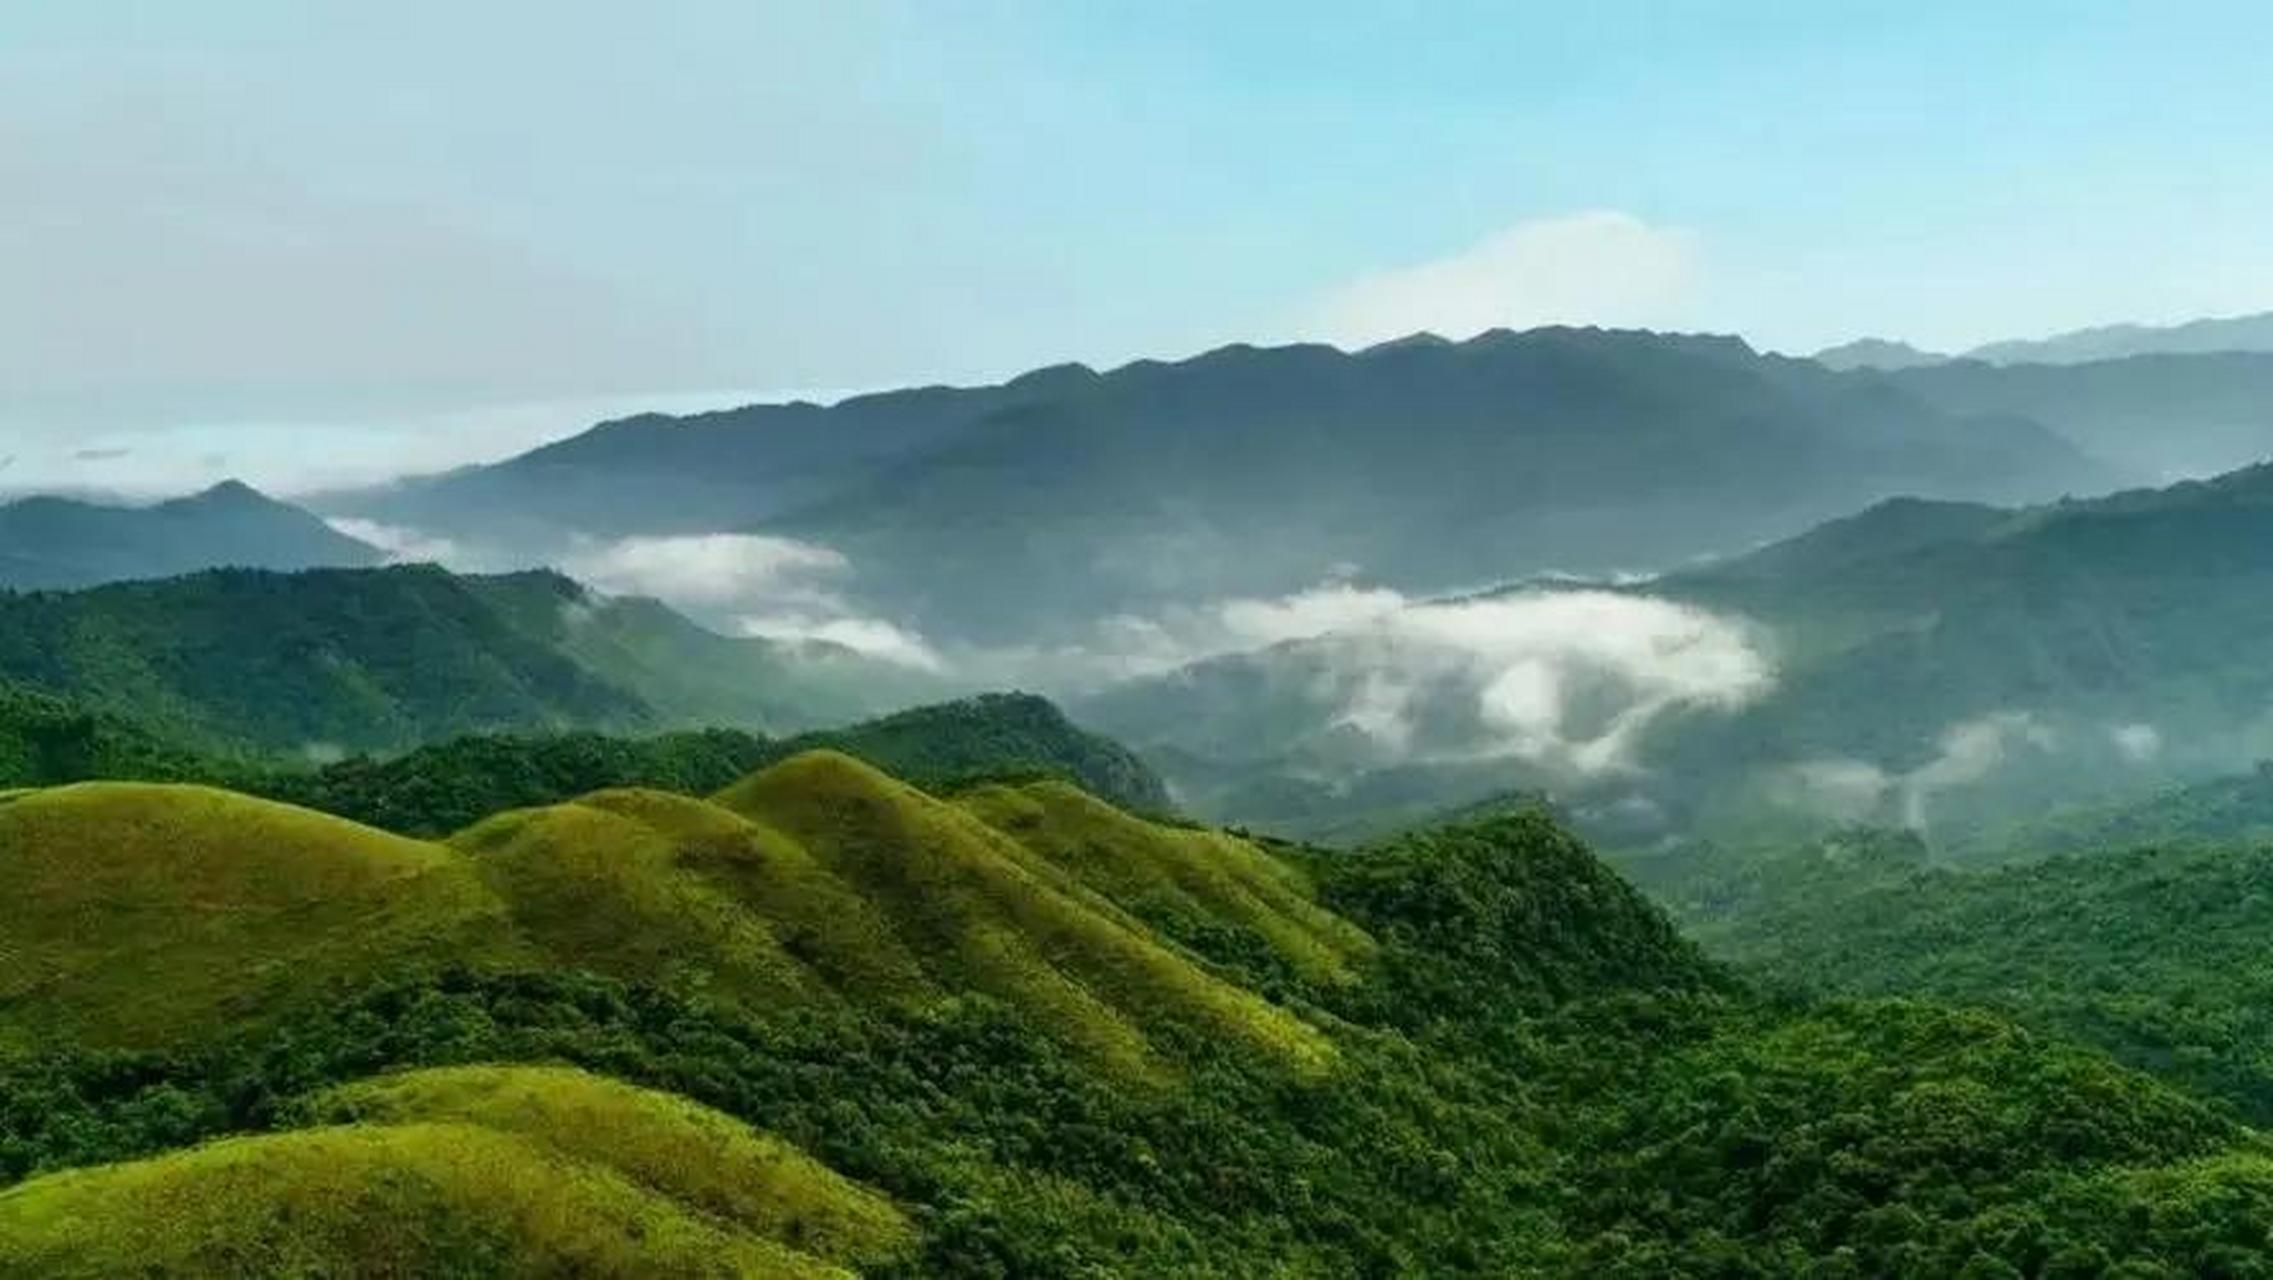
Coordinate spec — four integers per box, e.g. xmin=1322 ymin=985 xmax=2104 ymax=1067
xmin=334 ymin=326 xmax=2113 ymax=644
xmin=0 ymin=480 xmax=381 ymax=590
xmin=1967 ymin=310 xmax=2273 ymax=365
xmin=1810 ymin=337 xmax=1949 ymax=370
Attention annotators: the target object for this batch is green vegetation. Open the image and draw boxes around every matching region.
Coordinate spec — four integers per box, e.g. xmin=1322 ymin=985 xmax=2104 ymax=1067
xmin=17 ymin=758 xmax=2273 ymax=1274
xmin=0 ymin=564 xmax=931 ymax=756
xmin=0 ymin=1063 xmax=896 ymax=1278
xmin=1676 ymin=829 xmax=2273 ymax=1126
xmin=0 ymin=783 xmax=514 ymax=1051
xmin=309 ymin=1066 xmax=914 ymax=1268
xmin=960 ymin=779 xmax=1373 ymax=991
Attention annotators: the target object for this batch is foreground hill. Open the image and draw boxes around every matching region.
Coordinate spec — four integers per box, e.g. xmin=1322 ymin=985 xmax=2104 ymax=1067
xmin=11 ymin=753 xmax=2273 ymax=1273
xmin=0 ymin=1064 xmax=908 ymax=1278
xmin=339 ymin=327 xmax=2108 ymax=643
xmin=0 ymin=564 xmax=932 ymax=754
xmin=0 ymin=755 xmax=1330 ymax=1078
xmin=0 ymin=481 xmax=381 ymax=592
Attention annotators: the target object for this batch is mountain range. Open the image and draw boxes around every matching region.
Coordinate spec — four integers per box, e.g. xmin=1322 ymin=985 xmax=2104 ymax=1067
xmin=1814 ymin=309 xmax=2273 ymax=369
xmin=333 ymin=327 xmax=2114 ymax=644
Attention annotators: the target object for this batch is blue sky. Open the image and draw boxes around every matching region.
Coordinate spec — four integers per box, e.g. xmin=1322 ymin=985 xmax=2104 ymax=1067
xmin=6 ymin=1 xmax=2272 ymax=493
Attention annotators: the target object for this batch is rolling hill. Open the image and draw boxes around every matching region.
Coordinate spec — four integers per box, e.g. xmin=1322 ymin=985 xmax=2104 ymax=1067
xmin=336 ymin=327 xmax=2111 ymax=643
xmin=0 ymin=754 xmax=1331 ymax=1078
xmin=9 ymin=754 xmax=2273 ymax=1273
xmin=0 ymin=1064 xmax=907 ymax=1279
xmin=0 ymin=481 xmax=380 ymax=591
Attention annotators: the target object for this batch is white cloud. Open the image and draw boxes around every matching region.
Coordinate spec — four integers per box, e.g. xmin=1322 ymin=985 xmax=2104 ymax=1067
xmin=2110 ymin=721 xmax=2163 ymax=763
xmin=1216 ymin=582 xmax=1409 ymax=648
xmin=559 ymin=531 xmax=945 ymax=671
xmin=1310 ymin=589 xmax=1773 ymax=774
xmin=563 ymin=533 xmax=847 ymax=608
xmin=1305 ymin=211 xmax=1703 ymax=349
xmin=1775 ymin=711 xmax=2061 ymax=833
xmin=735 ymin=612 xmax=945 ymax=672
xmin=326 ymin=516 xmax=461 ymax=566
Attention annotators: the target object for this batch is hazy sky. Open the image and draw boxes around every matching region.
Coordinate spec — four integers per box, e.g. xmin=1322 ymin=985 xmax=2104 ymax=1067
xmin=8 ymin=1 xmax=2273 ymax=494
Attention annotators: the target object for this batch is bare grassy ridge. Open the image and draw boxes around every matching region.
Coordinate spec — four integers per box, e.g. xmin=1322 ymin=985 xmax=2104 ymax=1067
xmin=0 ymin=755 xmax=1346 ymax=1079
xmin=0 ymin=783 xmax=516 ymax=1051
xmin=0 ymin=1064 xmax=905 ymax=1278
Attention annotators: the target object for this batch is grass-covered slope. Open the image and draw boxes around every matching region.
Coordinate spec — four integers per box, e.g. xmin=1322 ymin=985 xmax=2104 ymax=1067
xmin=0 ymin=1064 xmax=902 ymax=1279
xmin=0 ymin=755 xmax=1324 ymax=1079
xmin=308 ymin=1066 xmax=913 ymax=1268
xmin=716 ymin=752 xmax=1338 ymax=1077
xmin=0 ymin=783 xmax=512 ymax=1050
xmin=958 ymin=779 xmax=1373 ymax=989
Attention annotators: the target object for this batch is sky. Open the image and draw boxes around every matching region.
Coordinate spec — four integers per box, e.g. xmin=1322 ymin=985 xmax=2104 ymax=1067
xmin=7 ymin=1 xmax=2273 ymax=495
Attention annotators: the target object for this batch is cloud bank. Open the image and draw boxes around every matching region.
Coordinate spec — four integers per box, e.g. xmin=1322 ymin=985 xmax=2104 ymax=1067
xmin=561 ymin=532 xmax=943 ymax=670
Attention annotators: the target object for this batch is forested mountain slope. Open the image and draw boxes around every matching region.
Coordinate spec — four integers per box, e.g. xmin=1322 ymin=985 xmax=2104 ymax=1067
xmin=0 ymin=565 xmax=932 ymax=753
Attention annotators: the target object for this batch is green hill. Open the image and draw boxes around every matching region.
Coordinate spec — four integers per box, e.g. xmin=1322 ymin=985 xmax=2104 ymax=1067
xmin=712 ymin=751 xmax=1338 ymax=1078
xmin=0 ymin=783 xmax=513 ymax=1051
xmin=0 ymin=1064 xmax=902 ymax=1279
xmin=0 ymin=564 xmax=936 ymax=756
xmin=17 ymin=756 xmax=2273 ymax=1273
xmin=0 ymin=755 xmax=1319 ymax=1079
xmin=958 ymin=779 xmax=1373 ymax=989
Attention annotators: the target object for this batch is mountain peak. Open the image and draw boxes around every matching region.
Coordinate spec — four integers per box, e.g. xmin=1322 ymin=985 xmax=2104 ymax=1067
xmin=1812 ymin=337 xmax=1950 ymax=371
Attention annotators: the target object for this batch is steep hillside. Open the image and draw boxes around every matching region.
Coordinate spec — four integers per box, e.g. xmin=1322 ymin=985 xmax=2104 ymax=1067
xmin=0 ymin=565 xmax=928 ymax=754
xmin=0 ymin=481 xmax=380 ymax=592
xmin=337 ymin=328 xmax=2108 ymax=643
